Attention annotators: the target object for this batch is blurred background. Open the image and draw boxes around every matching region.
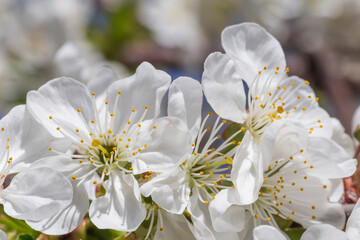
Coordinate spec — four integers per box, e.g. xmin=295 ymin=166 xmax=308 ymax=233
xmin=1 ymin=0 xmax=360 ymax=238
xmin=1 ymin=0 xmax=360 ymax=132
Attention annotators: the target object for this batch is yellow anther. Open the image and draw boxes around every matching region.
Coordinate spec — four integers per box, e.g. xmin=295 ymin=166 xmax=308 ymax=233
xmin=323 ymin=185 xmax=327 ymax=188
xmin=159 ymin=227 xmax=163 ymax=231
xmin=209 ymin=172 xmax=213 ymax=176
xmin=286 ymin=67 xmax=289 ymax=72
xmin=153 ymin=125 xmax=156 ymax=129
xmin=310 ymin=165 xmax=314 ymax=169
xmin=92 ymin=92 xmax=96 ymax=96
xmin=292 ymin=182 xmax=295 ymax=186
xmin=293 ymin=170 xmax=297 ymax=174
xmin=127 ymin=120 xmax=131 ymax=124
xmin=276 ymin=66 xmax=279 ymax=70
xmin=222 ymin=120 xmax=227 ymax=124
xmin=144 ymin=144 xmax=147 ymax=148
xmin=77 ymin=109 xmax=81 ymax=112
xmin=105 ymin=101 xmax=108 ymax=105
xmin=92 ymin=139 xmax=100 ymax=147
xmin=267 ymin=217 xmax=271 ymax=221
xmin=217 ymin=135 xmax=221 ymax=139
xmin=258 ymin=71 xmax=262 ymax=74
xmin=319 ymin=125 xmax=323 ymax=128
xmin=263 ymin=178 xmax=267 ymax=182
xmin=240 ymin=127 xmax=245 ymax=131
xmin=254 ymin=214 xmax=259 ymax=219
xmin=300 ymin=188 xmax=304 ymax=191
xmin=90 ymin=160 xmax=94 ymax=163
xmin=260 ymin=104 xmax=264 ymax=108
xmin=123 ymin=130 xmax=126 ymax=134
xmin=201 ymin=183 xmax=205 ymax=187
xmin=110 ymin=113 xmax=114 ymax=117
xmin=89 ymin=132 xmax=93 ymax=136
xmin=93 ymin=180 xmax=97 ymax=184
xmin=300 ymin=149 xmax=304 ymax=153
xmin=49 ymin=116 xmax=53 ymax=119
xmin=118 ymin=138 xmax=122 ymax=141
xmin=292 ymin=211 xmax=295 ymax=215
xmin=304 ymin=176 xmax=307 ymax=180
xmin=204 ymin=201 xmax=209 ymax=205
xmin=118 ymin=91 xmax=121 ymax=94
xmin=213 ymin=182 xmax=218 ymax=185
xmin=48 ymin=147 xmax=52 ymax=151
xmin=302 ymin=107 xmax=306 ymax=111
xmin=91 ymin=120 xmax=95 ymax=123
xmin=108 ymin=130 xmax=112 ymax=134
xmin=277 ymin=106 xmax=284 ymax=114
xmin=305 ymin=80 xmax=310 ymax=85
xmin=315 ymin=97 xmax=319 ymax=101
xmin=79 ymin=160 xmax=83 ymax=163
xmin=114 ymin=158 xmax=118 ymax=162
xmin=268 ymin=92 xmax=272 ymax=96
xmin=125 ymin=145 xmax=129 ymax=148
xmin=145 ymin=106 xmax=149 ymax=109
xmin=312 ymin=216 xmax=316 ymax=219
xmin=264 ymin=66 xmax=267 ymax=70
xmin=1 ymin=128 xmax=4 ymax=131
xmin=132 ymin=152 xmax=136 ymax=156
xmin=208 ymin=112 xmax=212 ymax=116
xmin=283 ymin=87 xmax=287 ymax=90
xmin=56 ymin=127 xmax=60 ymax=130
xmin=72 ymin=176 xmax=76 ymax=180
xmin=138 ymin=148 xmax=142 ymax=152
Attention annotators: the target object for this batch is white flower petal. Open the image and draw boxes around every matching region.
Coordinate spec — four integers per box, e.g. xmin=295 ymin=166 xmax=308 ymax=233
xmin=87 ymin=65 xmax=118 ymax=96
xmin=168 ymin=77 xmax=202 ymax=142
xmin=301 ymin=224 xmax=346 ymax=240
xmin=0 ymin=167 xmax=73 ymax=221
xmin=221 ymin=22 xmax=286 ymax=86
xmin=106 ymin=62 xmax=171 ymax=132
xmin=154 ymin=210 xmax=196 ymax=240
xmin=231 ymin=131 xmax=263 ymax=205
xmin=0 ymin=105 xmax=70 ymax=173
xmin=306 ymin=137 xmax=357 ymax=179
xmin=132 ymin=117 xmax=191 ymax=174
xmin=187 ymin=191 xmax=239 ymax=240
xmin=25 ymin=183 xmax=89 ymax=235
xmin=261 ymin=119 xmax=308 ymax=167
xmin=27 ymin=77 xmax=95 ymax=139
xmin=253 ymin=225 xmax=288 ymax=240
xmin=202 ymin=52 xmax=246 ymax=123
xmin=328 ymin=179 xmax=344 ymax=203
xmin=209 ymin=189 xmax=246 ymax=233
xmin=0 ymin=230 xmax=7 ymax=240
xmin=331 ymin=118 xmax=355 ymax=157
xmin=89 ymin=171 xmax=146 ymax=231
xmin=140 ymin=169 xmax=190 ymax=214
xmin=346 ymin=200 xmax=360 ymax=239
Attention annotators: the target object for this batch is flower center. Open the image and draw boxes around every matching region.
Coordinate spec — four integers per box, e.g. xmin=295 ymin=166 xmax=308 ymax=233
xmin=245 ymin=66 xmax=322 ymax=138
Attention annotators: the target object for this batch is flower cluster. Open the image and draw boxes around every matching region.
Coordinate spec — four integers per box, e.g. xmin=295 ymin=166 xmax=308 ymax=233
xmin=0 ymin=22 xmax=359 ymax=240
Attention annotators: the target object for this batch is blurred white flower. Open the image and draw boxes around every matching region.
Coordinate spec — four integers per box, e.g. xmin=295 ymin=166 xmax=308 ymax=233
xmin=26 ymin=62 xmax=191 ymax=234
xmin=0 ymin=230 xmax=7 ymax=240
xmin=137 ymin=0 xmax=205 ymax=59
xmin=203 ymin=23 xmax=331 ymax=140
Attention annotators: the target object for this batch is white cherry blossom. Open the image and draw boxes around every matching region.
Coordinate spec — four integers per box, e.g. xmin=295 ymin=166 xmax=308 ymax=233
xmin=209 ymin=119 xmax=357 ymax=234
xmin=26 ymin=62 xmax=192 ymax=234
xmin=140 ymin=77 xmax=242 ymax=240
xmin=0 ymin=105 xmax=72 ymax=224
xmin=202 ymin=22 xmax=332 ymax=140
